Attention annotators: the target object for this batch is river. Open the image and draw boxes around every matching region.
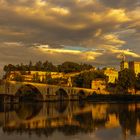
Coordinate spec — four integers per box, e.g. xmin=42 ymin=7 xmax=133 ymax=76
xmin=0 ymin=101 xmax=140 ymax=140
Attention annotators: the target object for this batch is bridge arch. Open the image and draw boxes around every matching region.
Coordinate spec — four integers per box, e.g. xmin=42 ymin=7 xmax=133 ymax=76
xmin=55 ymin=88 xmax=69 ymax=101
xmin=16 ymin=84 xmax=43 ymax=101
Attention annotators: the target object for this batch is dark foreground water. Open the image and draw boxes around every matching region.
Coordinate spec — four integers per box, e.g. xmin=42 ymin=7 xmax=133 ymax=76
xmin=0 ymin=101 xmax=140 ymax=140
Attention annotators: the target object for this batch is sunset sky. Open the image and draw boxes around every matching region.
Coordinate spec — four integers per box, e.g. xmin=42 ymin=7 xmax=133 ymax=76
xmin=0 ymin=0 xmax=140 ymax=72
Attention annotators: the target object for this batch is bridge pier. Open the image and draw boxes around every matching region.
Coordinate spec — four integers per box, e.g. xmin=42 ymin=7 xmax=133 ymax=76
xmin=42 ymin=95 xmax=57 ymax=102
xmin=43 ymin=94 xmax=81 ymax=101
xmin=3 ymin=95 xmax=19 ymax=104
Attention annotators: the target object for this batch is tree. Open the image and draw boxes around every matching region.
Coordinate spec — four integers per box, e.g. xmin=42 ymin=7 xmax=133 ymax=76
xmin=28 ymin=60 xmax=33 ymax=71
xmin=73 ymin=70 xmax=107 ymax=88
xmin=135 ymin=73 xmax=140 ymax=90
xmin=58 ymin=62 xmax=81 ymax=73
xmin=35 ymin=61 xmax=43 ymax=71
xmin=117 ymin=69 xmax=136 ymax=92
xmin=32 ymin=72 xmax=40 ymax=82
xmin=43 ymin=61 xmax=57 ymax=72
xmin=45 ymin=73 xmax=52 ymax=83
xmin=3 ymin=64 xmax=16 ymax=72
xmin=13 ymin=73 xmax=23 ymax=81
xmin=80 ymin=63 xmax=93 ymax=71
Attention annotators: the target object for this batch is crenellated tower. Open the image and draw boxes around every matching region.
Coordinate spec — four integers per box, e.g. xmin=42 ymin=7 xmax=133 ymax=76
xmin=120 ymin=53 xmax=129 ymax=71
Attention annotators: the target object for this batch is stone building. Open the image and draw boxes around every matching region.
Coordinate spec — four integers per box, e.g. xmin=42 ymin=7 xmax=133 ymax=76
xmin=91 ymin=79 xmax=107 ymax=91
xmin=120 ymin=61 xmax=140 ymax=76
xmin=103 ymin=68 xmax=118 ymax=83
xmin=7 ymin=71 xmax=64 ymax=82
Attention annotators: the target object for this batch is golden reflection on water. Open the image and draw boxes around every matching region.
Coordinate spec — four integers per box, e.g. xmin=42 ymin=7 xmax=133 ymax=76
xmin=1 ymin=102 xmax=140 ymax=139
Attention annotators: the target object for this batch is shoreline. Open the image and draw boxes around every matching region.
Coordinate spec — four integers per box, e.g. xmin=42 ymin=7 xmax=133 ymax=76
xmin=1 ymin=93 xmax=140 ymax=103
xmin=87 ymin=94 xmax=140 ymax=102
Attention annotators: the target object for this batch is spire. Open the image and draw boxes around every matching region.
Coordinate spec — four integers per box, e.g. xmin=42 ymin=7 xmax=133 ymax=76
xmin=121 ymin=52 xmax=126 ymax=62
xmin=120 ymin=52 xmax=128 ymax=71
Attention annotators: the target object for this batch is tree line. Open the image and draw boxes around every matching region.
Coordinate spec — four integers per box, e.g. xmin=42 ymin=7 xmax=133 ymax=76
xmin=3 ymin=61 xmax=93 ymax=73
xmin=73 ymin=68 xmax=140 ymax=92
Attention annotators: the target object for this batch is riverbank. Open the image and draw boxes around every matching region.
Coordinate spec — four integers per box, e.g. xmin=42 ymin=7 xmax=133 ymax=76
xmin=87 ymin=94 xmax=140 ymax=102
xmin=1 ymin=93 xmax=140 ymax=103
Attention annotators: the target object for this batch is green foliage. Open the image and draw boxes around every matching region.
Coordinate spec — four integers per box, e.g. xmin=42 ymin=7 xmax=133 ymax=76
xmin=58 ymin=62 xmax=81 ymax=73
xmin=32 ymin=73 xmax=40 ymax=83
xmin=3 ymin=60 xmax=57 ymax=73
xmin=117 ymin=69 xmax=136 ymax=91
xmin=44 ymin=73 xmax=52 ymax=83
xmin=107 ymin=83 xmax=117 ymax=91
xmin=47 ymin=77 xmax=67 ymax=85
xmin=12 ymin=74 xmax=23 ymax=82
xmin=73 ymin=70 xmax=107 ymax=88
xmin=43 ymin=60 xmax=58 ymax=72
xmin=35 ymin=61 xmax=43 ymax=71
xmin=3 ymin=64 xmax=16 ymax=72
xmin=79 ymin=63 xmax=93 ymax=71
xmin=58 ymin=62 xmax=93 ymax=73
xmin=3 ymin=61 xmax=93 ymax=74
xmin=135 ymin=73 xmax=140 ymax=90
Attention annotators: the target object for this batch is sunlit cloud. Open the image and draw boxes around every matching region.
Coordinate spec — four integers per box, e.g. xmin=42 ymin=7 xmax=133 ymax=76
xmin=111 ymin=49 xmax=140 ymax=58
xmin=3 ymin=42 xmax=23 ymax=47
xmin=106 ymin=9 xmax=130 ymax=23
xmin=95 ymin=29 xmax=102 ymax=37
xmin=103 ymin=34 xmax=126 ymax=46
xmin=36 ymin=45 xmax=81 ymax=54
xmin=35 ymin=0 xmax=46 ymax=7
xmin=51 ymin=7 xmax=70 ymax=15
xmin=36 ymin=44 xmax=102 ymax=61
xmin=83 ymin=51 xmax=102 ymax=61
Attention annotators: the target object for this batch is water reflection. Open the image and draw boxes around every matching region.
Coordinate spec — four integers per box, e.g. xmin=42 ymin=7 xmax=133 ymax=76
xmin=15 ymin=103 xmax=43 ymax=120
xmin=1 ymin=102 xmax=140 ymax=140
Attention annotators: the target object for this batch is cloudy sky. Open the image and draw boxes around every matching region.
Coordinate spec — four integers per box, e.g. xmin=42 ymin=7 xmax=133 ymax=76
xmin=0 ymin=0 xmax=140 ymax=72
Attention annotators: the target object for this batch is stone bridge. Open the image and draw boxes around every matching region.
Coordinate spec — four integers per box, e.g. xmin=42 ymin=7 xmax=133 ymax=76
xmin=2 ymin=81 xmax=101 ymax=101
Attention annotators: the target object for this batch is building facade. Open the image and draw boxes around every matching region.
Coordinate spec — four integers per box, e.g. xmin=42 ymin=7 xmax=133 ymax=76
xmin=7 ymin=71 xmax=64 ymax=82
xmin=103 ymin=68 xmax=118 ymax=83
xmin=120 ymin=61 xmax=140 ymax=76
xmin=91 ymin=79 xmax=107 ymax=91
xmin=120 ymin=61 xmax=129 ymax=71
xmin=129 ymin=61 xmax=140 ymax=75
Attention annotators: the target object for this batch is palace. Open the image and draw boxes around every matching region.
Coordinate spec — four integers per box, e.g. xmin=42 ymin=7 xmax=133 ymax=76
xmin=120 ymin=61 xmax=140 ymax=75
xmin=103 ymin=68 xmax=118 ymax=83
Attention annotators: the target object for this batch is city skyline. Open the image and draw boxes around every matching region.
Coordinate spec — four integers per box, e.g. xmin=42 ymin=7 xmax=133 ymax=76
xmin=0 ymin=0 xmax=140 ymax=73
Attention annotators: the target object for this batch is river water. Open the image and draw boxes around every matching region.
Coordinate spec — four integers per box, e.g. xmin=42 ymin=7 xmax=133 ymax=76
xmin=0 ymin=101 xmax=140 ymax=140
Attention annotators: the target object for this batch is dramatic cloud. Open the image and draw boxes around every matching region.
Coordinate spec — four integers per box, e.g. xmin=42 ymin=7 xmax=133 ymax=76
xmin=36 ymin=44 xmax=102 ymax=61
xmin=0 ymin=0 xmax=140 ymax=73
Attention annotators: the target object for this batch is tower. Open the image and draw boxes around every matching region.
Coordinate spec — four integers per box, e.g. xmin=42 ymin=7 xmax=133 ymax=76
xmin=120 ymin=53 xmax=129 ymax=71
